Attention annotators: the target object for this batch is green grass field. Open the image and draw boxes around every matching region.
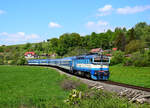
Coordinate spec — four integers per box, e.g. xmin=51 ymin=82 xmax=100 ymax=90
xmin=0 ymin=65 xmax=149 ymax=108
xmin=0 ymin=65 xmax=69 ymax=108
xmin=110 ymin=64 xmax=150 ymax=88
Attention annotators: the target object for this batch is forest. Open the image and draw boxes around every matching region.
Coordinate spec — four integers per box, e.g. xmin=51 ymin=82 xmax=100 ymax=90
xmin=0 ymin=22 xmax=150 ymax=66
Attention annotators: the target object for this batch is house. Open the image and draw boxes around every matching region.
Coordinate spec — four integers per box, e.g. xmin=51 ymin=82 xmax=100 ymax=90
xmin=24 ymin=52 xmax=36 ymax=58
xmin=145 ymin=48 xmax=149 ymax=51
xmin=112 ymin=48 xmax=117 ymax=51
xmin=103 ymin=49 xmax=112 ymax=57
xmin=90 ymin=48 xmax=103 ymax=53
xmin=51 ymin=53 xmax=56 ymax=57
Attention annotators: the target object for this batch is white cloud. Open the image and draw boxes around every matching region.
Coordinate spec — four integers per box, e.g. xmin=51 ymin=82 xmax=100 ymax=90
xmin=0 ymin=32 xmax=8 ymax=35
xmin=86 ymin=20 xmax=112 ymax=33
xmin=97 ymin=20 xmax=108 ymax=26
xmin=96 ymin=5 xmax=150 ymax=16
xmin=86 ymin=21 xmax=95 ymax=27
xmin=98 ymin=5 xmax=112 ymax=12
xmin=0 ymin=10 xmax=6 ymax=15
xmin=97 ymin=5 xmax=113 ymax=16
xmin=17 ymin=32 xmax=25 ymax=36
xmin=117 ymin=5 xmax=150 ymax=14
xmin=0 ymin=32 xmax=41 ymax=45
xmin=48 ymin=22 xmax=61 ymax=28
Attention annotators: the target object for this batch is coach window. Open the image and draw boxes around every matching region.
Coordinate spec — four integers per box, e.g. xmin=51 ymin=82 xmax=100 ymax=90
xmin=90 ymin=58 xmax=92 ymax=63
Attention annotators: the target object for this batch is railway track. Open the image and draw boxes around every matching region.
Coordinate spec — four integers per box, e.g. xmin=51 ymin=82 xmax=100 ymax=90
xmin=27 ymin=64 xmax=150 ymax=93
xmin=104 ymin=81 xmax=150 ymax=92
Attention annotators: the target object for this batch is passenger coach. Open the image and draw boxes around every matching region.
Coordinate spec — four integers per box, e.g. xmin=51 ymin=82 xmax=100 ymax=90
xmin=28 ymin=54 xmax=110 ymax=80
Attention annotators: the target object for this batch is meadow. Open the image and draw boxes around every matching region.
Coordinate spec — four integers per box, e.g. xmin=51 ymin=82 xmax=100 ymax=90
xmin=110 ymin=64 xmax=150 ymax=88
xmin=0 ymin=65 xmax=149 ymax=108
xmin=0 ymin=65 xmax=70 ymax=108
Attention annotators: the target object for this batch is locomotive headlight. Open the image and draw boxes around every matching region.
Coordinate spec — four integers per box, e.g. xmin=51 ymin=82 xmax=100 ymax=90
xmin=104 ymin=71 xmax=109 ymax=76
xmin=104 ymin=73 xmax=107 ymax=76
xmin=94 ymin=72 xmax=97 ymax=75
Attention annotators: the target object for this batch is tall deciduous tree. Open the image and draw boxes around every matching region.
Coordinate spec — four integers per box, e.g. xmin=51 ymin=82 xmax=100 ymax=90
xmin=128 ymin=28 xmax=135 ymax=42
xmin=125 ymin=40 xmax=145 ymax=54
xmin=114 ymin=32 xmax=126 ymax=51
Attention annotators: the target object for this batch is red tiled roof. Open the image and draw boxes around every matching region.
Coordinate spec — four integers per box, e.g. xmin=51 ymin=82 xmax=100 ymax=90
xmin=105 ymin=54 xmax=112 ymax=56
xmin=90 ymin=48 xmax=103 ymax=53
xmin=112 ymin=48 xmax=117 ymax=51
xmin=24 ymin=52 xmax=35 ymax=56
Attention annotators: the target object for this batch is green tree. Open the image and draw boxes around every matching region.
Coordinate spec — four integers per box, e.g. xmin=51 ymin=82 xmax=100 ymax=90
xmin=134 ymin=22 xmax=148 ymax=40
xmin=0 ymin=47 xmax=4 ymax=52
xmin=125 ymin=40 xmax=145 ymax=54
xmin=114 ymin=32 xmax=126 ymax=51
xmin=80 ymin=35 xmax=91 ymax=49
xmin=89 ymin=32 xmax=99 ymax=48
xmin=110 ymin=51 xmax=125 ymax=65
xmin=128 ymin=28 xmax=135 ymax=42
xmin=56 ymin=45 xmax=67 ymax=56
xmin=24 ymin=43 xmax=31 ymax=50
xmin=56 ymin=33 xmax=81 ymax=56
xmin=37 ymin=43 xmax=43 ymax=51
xmin=0 ymin=55 xmax=4 ymax=65
xmin=17 ymin=57 xmax=27 ymax=65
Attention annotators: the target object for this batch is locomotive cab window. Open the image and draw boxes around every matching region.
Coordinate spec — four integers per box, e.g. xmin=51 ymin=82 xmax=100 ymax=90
xmin=101 ymin=58 xmax=109 ymax=62
xmin=93 ymin=57 xmax=109 ymax=64
xmin=94 ymin=57 xmax=101 ymax=62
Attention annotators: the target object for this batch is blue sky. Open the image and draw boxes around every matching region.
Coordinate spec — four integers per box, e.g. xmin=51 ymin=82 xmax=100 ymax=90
xmin=0 ymin=0 xmax=150 ymax=45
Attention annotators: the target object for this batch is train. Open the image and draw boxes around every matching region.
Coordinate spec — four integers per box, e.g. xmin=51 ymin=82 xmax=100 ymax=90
xmin=27 ymin=54 xmax=110 ymax=80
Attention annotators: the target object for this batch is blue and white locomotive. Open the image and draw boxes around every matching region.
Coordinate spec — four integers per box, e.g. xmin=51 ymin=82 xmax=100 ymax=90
xmin=28 ymin=54 xmax=110 ymax=80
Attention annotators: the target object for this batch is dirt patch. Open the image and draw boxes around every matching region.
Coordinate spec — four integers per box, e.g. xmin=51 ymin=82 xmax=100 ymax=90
xmin=60 ymin=79 xmax=81 ymax=90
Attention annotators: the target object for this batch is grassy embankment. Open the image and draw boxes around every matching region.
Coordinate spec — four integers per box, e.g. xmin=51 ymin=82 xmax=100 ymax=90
xmin=110 ymin=64 xmax=150 ymax=88
xmin=0 ymin=65 xmax=69 ymax=107
xmin=0 ymin=65 xmax=149 ymax=108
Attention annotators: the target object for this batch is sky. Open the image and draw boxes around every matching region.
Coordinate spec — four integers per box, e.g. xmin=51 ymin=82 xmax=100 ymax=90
xmin=0 ymin=0 xmax=150 ymax=45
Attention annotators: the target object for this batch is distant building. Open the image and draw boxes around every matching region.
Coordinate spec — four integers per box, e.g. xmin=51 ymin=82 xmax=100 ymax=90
xmin=90 ymin=48 xmax=103 ymax=53
xmin=40 ymin=53 xmax=49 ymax=57
xmin=103 ymin=49 xmax=112 ymax=57
xmin=145 ymin=48 xmax=149 ymax=51
xmin=105 ymin=54 xmax=112 ymax=57
xmin=51 ymin=53 xmax=56 ymax=57
xmin=24 ymin=52 xmax=36 ymax=58
xmin=112 ymin=48 xmax=117 ymax=51
xmin=0 ymin=52 xmax=3 ymax=55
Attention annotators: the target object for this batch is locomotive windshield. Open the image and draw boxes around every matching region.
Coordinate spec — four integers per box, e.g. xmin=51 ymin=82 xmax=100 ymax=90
xmin=93 ymin=56 xmax=109 ymax=64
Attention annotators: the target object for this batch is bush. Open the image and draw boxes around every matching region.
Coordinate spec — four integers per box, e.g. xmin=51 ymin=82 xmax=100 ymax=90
xmin=0 ymin=56 xmax=4 ymax=65
xmin=133 ymin=58 xmax=149 ymax=67
xmin=9 ymin=60 xmax=16 ymax=65
xmin=110 ymin=51 xmax=125 ymax=65
xmin=123 ymin=57 xmax=132 ymax=66
xmin=125 ymin=40 xmax=145 ymax=54
xmin=145 ymin=50 xmax=150 ymax=61
xmin=64 ymin=89 xmax=82 ymax=105
xmin=16 ymin=57 xmax=27 ymax=65
xmin=123 ymin=51 xmax=150 ymax=67
xmin=132 ymin=52 xmax=150 ymax=67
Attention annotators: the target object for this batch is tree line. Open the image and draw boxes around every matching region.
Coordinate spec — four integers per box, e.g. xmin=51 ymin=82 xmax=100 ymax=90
xmin=46 ymin=22 xmax=150 ymax=56
xmin=0 ymin=22 xmax=150 ymax=65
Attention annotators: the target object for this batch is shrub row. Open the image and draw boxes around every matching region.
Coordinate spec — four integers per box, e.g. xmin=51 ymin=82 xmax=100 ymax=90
xmin=110 ymin=50 xmax=150 ymax=67
xmin=0 ymin=56 xmax=27 ymax=65
xmin=123 ymin=51 xmax=150 ymax=67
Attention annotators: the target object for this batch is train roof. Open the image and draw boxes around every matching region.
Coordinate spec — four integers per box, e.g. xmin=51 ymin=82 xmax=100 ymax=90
xmin=74 ymin=54 xmax=98 ymax=59
xmin=28 ymin=54 xmax=109 ymax=62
